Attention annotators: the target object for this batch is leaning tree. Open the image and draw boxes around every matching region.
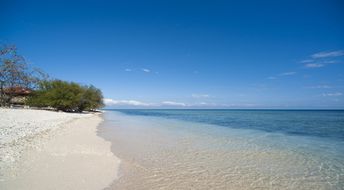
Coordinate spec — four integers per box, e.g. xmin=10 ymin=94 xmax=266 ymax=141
xmin=0 ymin=44 xmax=47 ymax=106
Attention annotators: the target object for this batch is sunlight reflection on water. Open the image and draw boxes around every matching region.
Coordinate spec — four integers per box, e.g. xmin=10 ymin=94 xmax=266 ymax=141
xmin=100 ymin=111 xmax=344 ymax=190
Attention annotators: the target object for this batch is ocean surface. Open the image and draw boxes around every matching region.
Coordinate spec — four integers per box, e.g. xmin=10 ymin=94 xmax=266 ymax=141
xmin=99 ymin=109 xmax=344 ymax=189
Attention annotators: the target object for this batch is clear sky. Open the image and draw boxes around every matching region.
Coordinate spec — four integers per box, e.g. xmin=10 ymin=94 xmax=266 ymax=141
xmin=1 ymin=0 xmax=344 ymax=108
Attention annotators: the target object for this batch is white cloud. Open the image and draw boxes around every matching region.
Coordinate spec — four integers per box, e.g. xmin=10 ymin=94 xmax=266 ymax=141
xmin=192 ymin=94 xmax=210 ymax=98
xmin=267 ymin=72 xmax=296 ymax=80
xmin=187 ymin=102 xmax=219 ymax=107
xmin=142 ymin=68 xmax=151 ymax=73
xmin=323 ymin=60 xmax=337 ymax=64
xmin=301 ymin=50 xmax=342 ymax=68
xmin=267 ymin=76 xmax=276 ymax=80
xmin=104 ymin=98 xmax=264 ymax=108
xmin=279 ymin=72 xmax=296 ymax=76
xmin=311 ymin=50 xmax=344 ymax=58
xmin=305 ymin=63 xmax=324 ymax=68
xmin=229 ymin=103 xmax=260 ymax=107
xmin=104 ymin=98 xmax=152 ymax=106
xmin=125 ymin=68 xmax=132 ymax=72
xmin=322 ymin=92 xmax=342 ymax=97
xmin=308 ymin=85 xmax=332 ymax=89
xmin=161 ymin=101 xmax=186 ymax=106
xmin=300 ymin=59 xmax=314 ymax=63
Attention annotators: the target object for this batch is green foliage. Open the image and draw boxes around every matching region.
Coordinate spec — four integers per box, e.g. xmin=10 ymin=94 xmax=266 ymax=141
xmin=78 ymin=85 xmax=104 ymax=112
xmin=27 ymin=80 xmax=104 ymax=112
xmin=1 ymin=44 xmax=103 ymax=111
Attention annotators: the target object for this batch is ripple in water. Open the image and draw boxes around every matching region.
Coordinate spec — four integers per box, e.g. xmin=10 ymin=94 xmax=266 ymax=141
xmin=100 ymin=111 xmax=344 ymax=190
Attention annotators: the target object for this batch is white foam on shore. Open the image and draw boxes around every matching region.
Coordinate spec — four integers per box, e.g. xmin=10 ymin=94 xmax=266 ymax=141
xmin=0 ymin=108 xmax=120 ymax=190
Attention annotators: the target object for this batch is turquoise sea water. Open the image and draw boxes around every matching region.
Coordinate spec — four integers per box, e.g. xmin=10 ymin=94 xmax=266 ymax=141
xmin=116 ymin=109 xmax=344 ymax=141
xmin=101 ymin=109 xmax=344 ymax=189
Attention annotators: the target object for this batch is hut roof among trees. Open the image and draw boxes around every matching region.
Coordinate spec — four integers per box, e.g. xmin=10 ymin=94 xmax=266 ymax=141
xmin=4 ymin=87 xmax=32 ymax=96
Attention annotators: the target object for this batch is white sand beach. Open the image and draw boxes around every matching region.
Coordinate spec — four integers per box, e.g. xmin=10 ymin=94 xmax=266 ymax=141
xmin=0 ymin=108 xmax=120 ymax=190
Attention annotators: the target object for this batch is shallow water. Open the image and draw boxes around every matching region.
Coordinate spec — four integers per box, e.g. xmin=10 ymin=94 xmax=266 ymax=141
xmin=99 ymin=110 xmax=344 ymax=190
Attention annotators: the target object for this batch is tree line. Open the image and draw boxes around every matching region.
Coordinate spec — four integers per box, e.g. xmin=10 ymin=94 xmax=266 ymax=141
xmin=0 ymin=44 xmax=104 ymax=112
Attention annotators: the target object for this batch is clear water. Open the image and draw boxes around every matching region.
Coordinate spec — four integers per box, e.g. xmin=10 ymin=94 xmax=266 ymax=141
xmin=100 ymin=109 xmax=344 ymax=190
xmin=116 ymin=109 xmax=344 ymax=141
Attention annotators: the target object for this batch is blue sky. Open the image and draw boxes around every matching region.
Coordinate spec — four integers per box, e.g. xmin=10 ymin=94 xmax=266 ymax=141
xmin=1 ymin=0 xmax=344 ymax=108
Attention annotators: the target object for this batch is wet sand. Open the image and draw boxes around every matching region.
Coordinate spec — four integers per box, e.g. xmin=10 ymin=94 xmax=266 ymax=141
xmin=99 ymin=111 xmax=344 ymax=190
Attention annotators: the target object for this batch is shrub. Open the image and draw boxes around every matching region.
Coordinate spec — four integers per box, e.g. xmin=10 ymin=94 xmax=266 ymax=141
xmin=77 ymin=85 xmax=104 ymax=112
xmin=27 ymin=80 xmax=104 ymax=112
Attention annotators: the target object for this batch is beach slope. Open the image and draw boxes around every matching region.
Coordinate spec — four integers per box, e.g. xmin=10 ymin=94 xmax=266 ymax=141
xmin=0 ymin=108 xmax=120 ymax=190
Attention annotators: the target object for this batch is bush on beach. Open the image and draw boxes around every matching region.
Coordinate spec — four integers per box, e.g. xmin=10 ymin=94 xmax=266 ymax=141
xmin=27 ymin=80 xmax=104 ymax=112
xmin=1 ymin=44 xmax=104 ymax=112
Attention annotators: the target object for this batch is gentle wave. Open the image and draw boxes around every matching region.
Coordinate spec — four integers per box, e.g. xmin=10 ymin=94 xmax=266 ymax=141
xmin=100 ymin=110 xmax=344 ymax=189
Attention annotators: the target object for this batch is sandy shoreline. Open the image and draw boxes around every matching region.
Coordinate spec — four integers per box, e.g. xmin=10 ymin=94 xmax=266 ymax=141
xmin=0 ymin=108 xmax=120 ymax=190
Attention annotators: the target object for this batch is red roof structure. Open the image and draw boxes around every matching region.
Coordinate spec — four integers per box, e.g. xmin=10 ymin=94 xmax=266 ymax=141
xmin=3 ymin=86 xmax=32 ymax=96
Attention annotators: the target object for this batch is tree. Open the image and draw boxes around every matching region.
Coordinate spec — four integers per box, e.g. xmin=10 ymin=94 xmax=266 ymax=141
xmin=0 ymin=44 xmax=47 ymax=106
xmin=27 ymin=80 xmax=104 ymax=112
xmin=1 ymin=44 xmax=103 ymax=111
xmin=77 ymin=85 xmax=105 ymax=112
